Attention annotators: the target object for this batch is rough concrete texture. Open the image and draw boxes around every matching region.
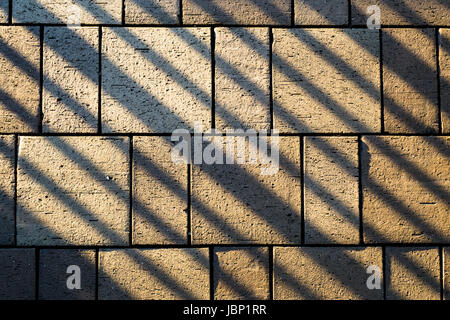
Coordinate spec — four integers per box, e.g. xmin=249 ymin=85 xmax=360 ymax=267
xmin=304 ymin=137 xmax=359 ymax=244
xmin=0 ymin=249 xmax=35 ymax=300
xmin=386 ymin=247 xmax=440 ymax=300
xmin=124 ymin=0 xmax=180 ymax=24
xmin=16 ymin=136 xmax=130 ymax=246
xmin=43 ymin=27 xmax=99 ymax=133
xmin=133 ymin=136 xmax=188 ymax=245
xmin=39 ymin=249 xmax=96 ymax=300
xmin=214 ymin=247 xmax=269 ymax=300
xmin=191 ymin=136 xmax=302 ymax=244
xmin=352 ymin=0 xmax=450 ymax=26
xmin=0 ymin=135 xmax=15 ymax=245
xmin=0 ymin=26 xmax=40 ymax=133
xmin=101 ymin=27 xmax=211 ymax=133
xmin=445 ymin=247 xmax=449 ymax=300
xmin=361 ymin=136 xmax=450 ymax=243
xmin=295 ymin=0 xmax=348 ymax=25
xmin=183 ymin=0 xmax=291 ymax=25
xmin=440 ymin=29 xmax=450 ymax=134
xmin=215 ymin=28 xmax=270 ymax=130
xmin=273 ymin=28 xmax=381 ymax=133
xmin=98 ymin=248 xmax=210 ymax=300
xmin=0 ymin=0 xmax=8 ymax=23
xmin=382 ymin=28 xmax=439 ymax=133
xmin=274 ymin=247 xmax=383 ymax=300
xmin=13 ymin=0 xmax=122 ymax=24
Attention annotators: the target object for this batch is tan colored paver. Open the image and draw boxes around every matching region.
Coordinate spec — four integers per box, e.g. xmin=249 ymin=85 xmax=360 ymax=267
xmin=183 ymin=0 xmax=291 ymax=25
xmin=361 ymin=136 xmax=450 ymax=243
xmin=295 ymin=0 xmax=348 ymax=26
xmin=0 ymin=26 xmax=40 ymax=133
xmin=386 ymin=247 xmax=440 ymax=300
xmin=214 ymin=247 xmax=269 ymax=300
xmin=352 ymin=0 xmax=450 ymax=26
xmin=304 ymin=136 xmax=359 ymax=244
xmin=133 ymin=136 xmax=188 ymax=245
xmin=439 ymin=29 xmax=450 ymax=134
xmin=0 ymin=249 xmax=35 ymax=300
xmin=101 ymin=27 xmax=211 ymax=133
xmin=13 ymin=0 xmax=122 ymax=24
xmin=383 ymin=28 xmax=439 ymax=133
xmin=273 ymin=28 xmax=381 ymax=133
xmin=17 ymin=136 xmax=130 ymax=246
xmin=0 ymin=135 xmax=15 ymax=245
xmin=43 ymin=27 xmax=99 ymax=133
xmin=215 ymin=27 xmax=270 ymax=130
xmin=274 ymin=247 xmax=383 ymax=300
xmin=99 ymin=248 xmax=210 ymax=300
xmin=39 ymin=249 xmax=96 ymax=300
xmin=191 ymin=136 xmax=302 ymax=244
xmin=124 ymin=0 xmax=179 ymax=24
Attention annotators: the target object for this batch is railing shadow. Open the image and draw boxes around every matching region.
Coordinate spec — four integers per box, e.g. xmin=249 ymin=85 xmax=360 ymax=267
xmin=0 ymin=0 xmax=446 ymax=300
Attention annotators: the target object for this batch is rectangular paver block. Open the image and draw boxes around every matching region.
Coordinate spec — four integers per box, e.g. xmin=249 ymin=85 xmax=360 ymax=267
xmin=39 ymin=249 xmax=96 ymax=300
xmin=214 ymin=247 xmax=269 ymax=300
xmin=273 ymin=28 xmax=381 ymax=133
xmin=183 ymin=0 xmax=291 ymax=25
xmin=0 ymin=135 xmax=15 ymax=245
xmin=274 ymin=247 xmax=383 ymax=300
xmin=386 ymin=247 xmax=440 ymax=300
xmin=99 ymin=248 xmax=210 ymax=300
xmin=13 ymin=0 xmax=122 ymax=24
xmin=0 ymin=0 xmax=8 ymax=23
xmin=191 ymin=136 xmax=302 ymax=244
xmin=43 ymin=27 xmax=99 ymax=133
xmin=304 ymin=136 xmax=359 ymax=244
xmin=215 ymin=27 xmax=270 ymax=130
xmin=445 ymin=247 xmax=449 ymax=300
xmin=295 ymin=0 xmax=348 ymax=26
xmin=440 ymin=29 xmax=450 ymax=134
xmin=101 ymin=27 xmax=211 ymax=133
xmin=382 ymin=28 xmax=439 ymax=133
xmin=0 ymin=26 xmax=40 ymax=133
xmin=17 ymin=136 xmax=130 ymax=246
xmin=124 ymin=0 xmax=179 ymax=24
xmin=133 ymin=136 xmax=188 ymax=245
xmin=361 ymin=136 xmax=450 ymax=243
xmin=0 ymin=249 xmax=35 ymax=300
xmin=352 ymin=0 xmax=450 ymax=26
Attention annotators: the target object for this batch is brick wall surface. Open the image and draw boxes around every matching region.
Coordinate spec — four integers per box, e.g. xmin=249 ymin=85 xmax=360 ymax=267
xmin=0 ymin=0 xmax=448 ymax=301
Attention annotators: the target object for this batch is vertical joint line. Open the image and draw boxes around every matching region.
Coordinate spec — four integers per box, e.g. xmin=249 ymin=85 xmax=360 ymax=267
xmin=269 ymin=246 xmax=274 ymax=300
xmin=348 ymin=0 xmax=352 ymax=27
xmin=269 ymin=28 xmax=274 ymax=130
xmin=35 ymin=248 xmax=40 ymax=300
xmin=436 ymin=28 xmax=443 ymax=134
xmin=439 ymin=246 xmax=444 ymax=300
xmin=382 ymin=246 xmax=387 ymax=300
xmin=8 ymin=0 xmax=12 ymax=24
xmin=300 ymin=136 xmax=305 ymax=245
xmin=122 ymin=0 xmax=125 ymax=25
xmin=129 ymin=136 xmax=133 ymax=246
xmin=39 ymin=26 xmax=44 ymax=134
xmin=379 ymin=29 xmax=385 ymax=133
xmin=211 ymin=27 xmax=216 ymax=129
xmin=187 ymin=164 xmax=192 ymax=245
xmin=209 ymin=246 xmax=214 ymax=300
xmin=290 ymin=0 xmax=294 ymax=26
xmin=95 ymin=248 xmax=99 ymax=300
xmin=98 ymin=26 xmax=102 ymax=133
xmin=358 ymin=135 xmax=364 ymax=244
xmin=179 ymin=0 xmax=183 ymax=25
xmin=13 ymin=135 xmax=18 ymax=246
